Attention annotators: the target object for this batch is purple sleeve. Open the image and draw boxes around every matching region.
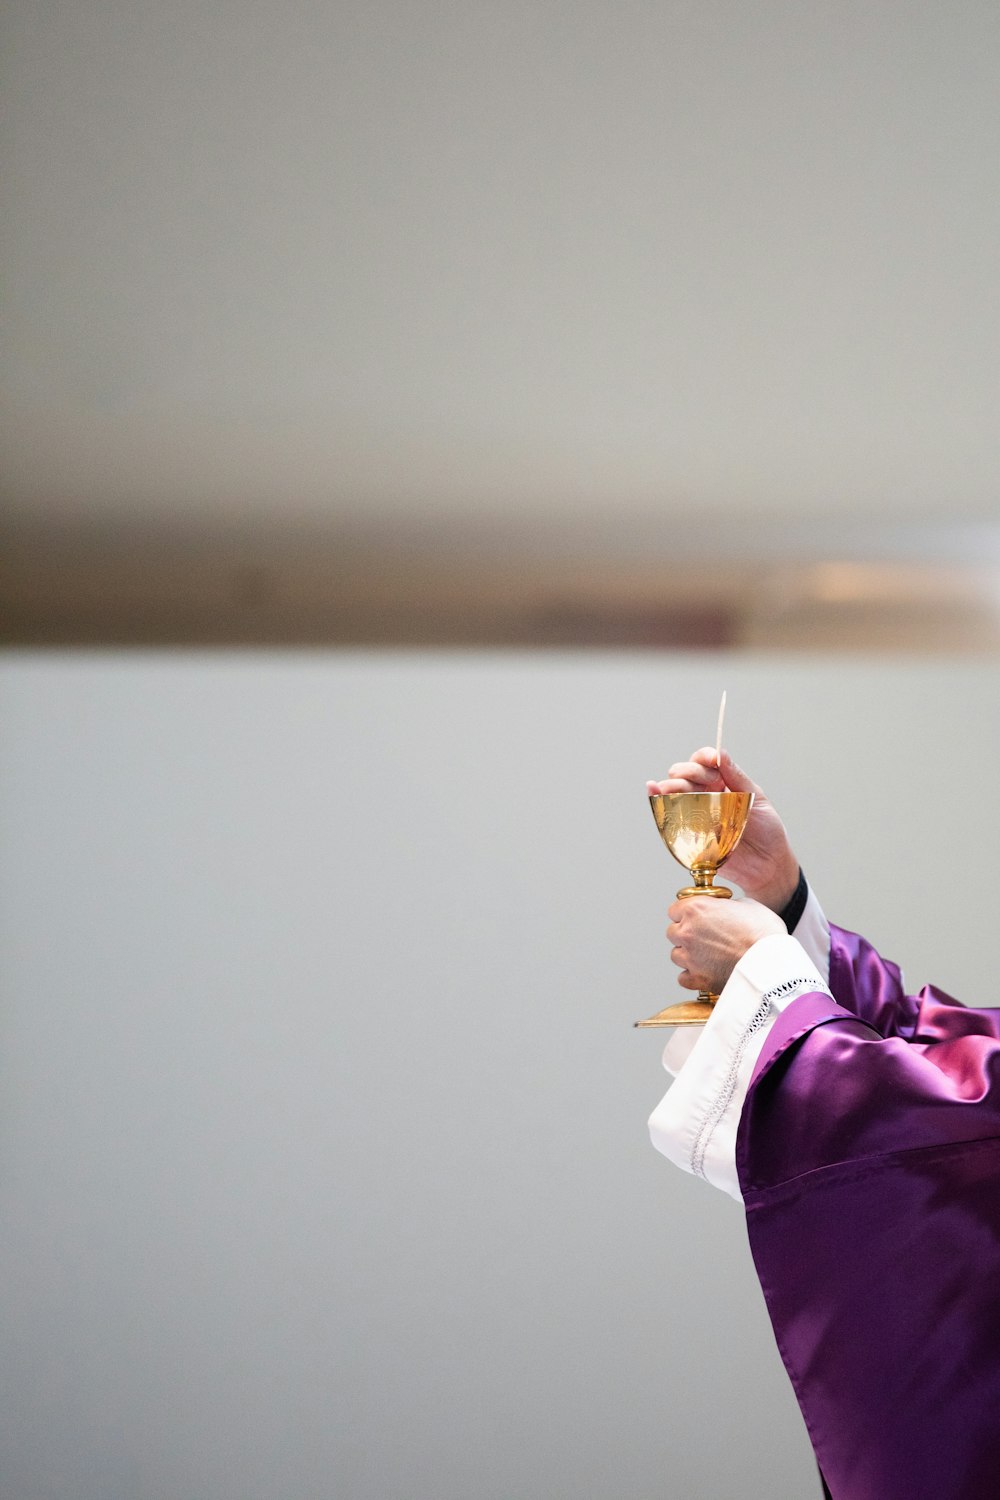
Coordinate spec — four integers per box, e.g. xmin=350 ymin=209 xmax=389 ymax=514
xmin=827 ymin=922 xmax=968 ymax=1039
xmin=735 ymin=1000 xmax=1000 ymax=1499
xmin=741 ymin=994 xmax=1000 ymax=1189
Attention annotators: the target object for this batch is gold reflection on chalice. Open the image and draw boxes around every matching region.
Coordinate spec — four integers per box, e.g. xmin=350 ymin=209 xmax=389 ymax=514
xmin=635 ymin=790 xmax=754 ymax=1029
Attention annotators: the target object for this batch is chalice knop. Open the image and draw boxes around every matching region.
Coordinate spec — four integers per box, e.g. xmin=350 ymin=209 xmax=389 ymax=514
xmin=635 ymin=789 xmax=754 ymax=1028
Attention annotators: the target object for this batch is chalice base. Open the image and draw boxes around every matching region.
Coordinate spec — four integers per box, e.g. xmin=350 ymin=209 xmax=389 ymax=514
xmin=634 ymin=997 xmax=716 ymax=1028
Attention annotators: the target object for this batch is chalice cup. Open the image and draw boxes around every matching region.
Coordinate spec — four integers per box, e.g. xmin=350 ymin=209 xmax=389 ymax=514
xmin=635 ymin=789 xmax=755 ymax=1028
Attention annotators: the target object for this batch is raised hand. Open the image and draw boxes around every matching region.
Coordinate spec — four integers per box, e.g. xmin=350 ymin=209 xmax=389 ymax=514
xmin=647 ymin=747 xmax=799 ymax=914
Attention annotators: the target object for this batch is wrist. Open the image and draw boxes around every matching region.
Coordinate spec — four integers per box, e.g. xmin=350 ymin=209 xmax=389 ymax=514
xmin=749 ymin=856 xmax=801 ymax=917
xmin=775 ymin=867 xmax=808 ymax=933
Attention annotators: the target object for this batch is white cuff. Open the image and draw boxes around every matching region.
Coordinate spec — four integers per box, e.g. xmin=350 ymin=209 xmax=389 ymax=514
xmin=648 ymin=933 xmax=832 ymax=1201
xmin=790 ymin=885 xmax=831 ymax=980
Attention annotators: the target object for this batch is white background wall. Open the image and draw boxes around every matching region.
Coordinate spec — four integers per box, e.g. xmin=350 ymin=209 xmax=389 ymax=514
xmin=1 ymin=651 xmax=995 ymax=1499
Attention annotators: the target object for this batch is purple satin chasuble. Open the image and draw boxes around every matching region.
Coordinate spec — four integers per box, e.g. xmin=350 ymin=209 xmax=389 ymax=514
xmin=737 ymin=925 xmax=1000 ymax=1499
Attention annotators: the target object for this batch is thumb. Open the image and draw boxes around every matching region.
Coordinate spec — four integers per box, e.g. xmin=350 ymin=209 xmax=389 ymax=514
xmin=718 ymin=749 xmax=763 ymax=797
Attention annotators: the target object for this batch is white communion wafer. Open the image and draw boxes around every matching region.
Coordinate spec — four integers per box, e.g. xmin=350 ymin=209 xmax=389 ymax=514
xmin=714 ymin=689 xmax=727 ymax=769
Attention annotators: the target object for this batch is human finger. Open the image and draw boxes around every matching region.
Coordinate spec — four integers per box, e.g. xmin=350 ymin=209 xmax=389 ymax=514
xmin=647 ymin=760 xmax=722 ymax=795
xmin=715 ymin=749 xmax=762 ymax=796
xmin=688 ymin=746 xmax=725 ymax=770
xmin=668 ymin=757 xmax=720 ymax=785
xmin=686 ymin=745 xmax=764 ymax=795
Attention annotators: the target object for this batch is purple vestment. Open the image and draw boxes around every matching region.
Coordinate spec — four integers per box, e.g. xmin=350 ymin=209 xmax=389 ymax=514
xmin=737 ymin=925 xmax=1000 ymax=1499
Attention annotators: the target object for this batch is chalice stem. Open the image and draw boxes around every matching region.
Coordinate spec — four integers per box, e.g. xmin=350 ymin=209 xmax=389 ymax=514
xmin=634 ymin=885 xmax=733 ymax=1026
xmin=675 ymin=874 xmax=733 ymax=902
xmin=680 ymin=882 xmax=730 ymax=1005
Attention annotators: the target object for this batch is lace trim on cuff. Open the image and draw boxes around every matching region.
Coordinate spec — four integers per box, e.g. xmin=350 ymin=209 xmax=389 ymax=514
xmin=761 ymin=975 xmax=833 ymax=1006
xmin=688 ymin=975 xmax=832 ymax=1180
xmin=690 ymin=998 xmax=773 ymax=1180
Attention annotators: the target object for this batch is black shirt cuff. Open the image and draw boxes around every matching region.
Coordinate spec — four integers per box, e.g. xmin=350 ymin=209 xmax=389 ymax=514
xmin=777 ymin=867 xmax=808 ymax=934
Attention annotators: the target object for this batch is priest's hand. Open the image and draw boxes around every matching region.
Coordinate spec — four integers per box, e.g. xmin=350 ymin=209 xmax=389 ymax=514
xmin=667 ymin=896 xmax=785 ymax=994
xmin=647 ymin=747 xmax=800 ymax=915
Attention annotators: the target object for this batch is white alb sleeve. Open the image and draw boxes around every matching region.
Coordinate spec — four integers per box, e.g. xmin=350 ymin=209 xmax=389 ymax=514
xmin=790 ymin=884 xmax=830 ymax=979
xmin=648 ymin=914 xmax=833 ymax=1202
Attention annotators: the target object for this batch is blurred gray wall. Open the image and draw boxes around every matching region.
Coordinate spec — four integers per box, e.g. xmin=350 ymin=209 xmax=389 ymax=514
xmin=1 ymin=651 xmax=996 ymax=1499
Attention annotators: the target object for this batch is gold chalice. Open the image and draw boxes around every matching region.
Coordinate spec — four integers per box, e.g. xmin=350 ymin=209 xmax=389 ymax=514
xmin=635 ymin=789 xmax=754 ymax=1028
